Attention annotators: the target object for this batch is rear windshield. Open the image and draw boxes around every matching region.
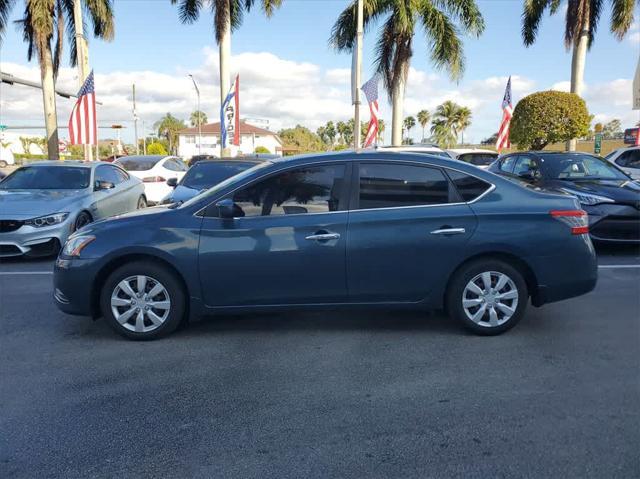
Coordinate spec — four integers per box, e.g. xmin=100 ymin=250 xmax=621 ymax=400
xmin=115 ymin=156 xmax=163 ymax=171
xmin=541 ymin=154 xmax=629 ymax=181
xmin=182 ymin=162 xmax=257 ymax=190
xmin=0 ymin=166 xmax=90 ymax=190
xmin=459 ymin=153 xmax=497 ymax=166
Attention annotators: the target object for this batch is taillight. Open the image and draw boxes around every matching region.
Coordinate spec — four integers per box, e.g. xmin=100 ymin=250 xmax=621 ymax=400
xmin=550 ymin=210 xmax=589 ymax=235
xmin=143 ymin=176 xmax=166 ymax=183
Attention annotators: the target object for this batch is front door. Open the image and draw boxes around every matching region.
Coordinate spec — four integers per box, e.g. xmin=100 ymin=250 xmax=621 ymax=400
xmin=346 ymin=161 xmax=478 ymax=302
xmin=198 ymin=162 xmax=350 ymax=307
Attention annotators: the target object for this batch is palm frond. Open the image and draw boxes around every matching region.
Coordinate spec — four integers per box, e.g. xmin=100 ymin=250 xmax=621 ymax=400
xmin=52 ymin=0 xmax=65 ymax=76
xmin=437 ymin=0 xmax=485 ymax=36
xmin=374 ymin=14 xmax=412 ymax=100
xmin=60 ymin=0 xmax=78 ymax=67
xmin=419 ymin=1 xmax=464 ymax=81
xmin=84 ymin=0 xmax=115 ymax=41
xmin=565 ymin=0 xmax=591 ymax=48
xmin=522 ymin=0 xmax=552 ymax=46
xmin=0 ymin=0 xmax=18 ymax=44
xmin=610 ymin=0 xmax=635 ymax=40
xmin=329 ymin=0 xmax=392 ymax=51
xmin=587 ymin=0 xmax=603 ymax=47
xmin=244 ymin=0 xmax=283 ymax=17
xmin=171 ymin=0 xmax=203 ymax=24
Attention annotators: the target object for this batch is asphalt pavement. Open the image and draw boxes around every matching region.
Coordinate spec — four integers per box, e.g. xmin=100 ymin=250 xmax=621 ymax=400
xmin=1 ymin=246 xmax=639 ymax=478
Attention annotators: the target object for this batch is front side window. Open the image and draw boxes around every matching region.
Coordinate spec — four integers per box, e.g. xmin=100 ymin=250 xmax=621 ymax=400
xmin=446 ymin=169 xmax=492 ymax=202
xmin=230 ymin=164 xmax=346 ymax=217
xmin=513 ymin=156 xmax=540 ymax=177
xmin=357 ymin=163 xmax=450 ymax=209
xmin=95 ymin=165 xmax=122 ymax=185
xmin=499 ymin=156 xmax=517 ymax=173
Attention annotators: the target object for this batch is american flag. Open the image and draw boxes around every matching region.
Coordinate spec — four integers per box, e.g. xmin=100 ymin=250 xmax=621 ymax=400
xmin=496 ymin=76 xmax=512 ymax=151
xmin=361 ymin=75 xmax=379 ymax=147
xmin=68 ymin=70 xmax=97 ymax=145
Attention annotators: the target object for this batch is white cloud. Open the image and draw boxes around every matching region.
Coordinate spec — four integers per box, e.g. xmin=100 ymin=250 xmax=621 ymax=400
xmin=0 ymin=51 xmax=635 ymax=145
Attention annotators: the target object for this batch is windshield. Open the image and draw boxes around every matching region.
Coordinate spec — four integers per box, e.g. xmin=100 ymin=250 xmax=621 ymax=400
xmin=115 ymin=156 xmax=163 ymax=171
xmin=0 ymin=166 xmax=90 ymax=190
xmin=542 ymin=154 xmax=629 ymax=180
xmin=180 ymin=161 xmax=273 ymax=208
xmin=181 ymin=162 xmax=257 ymax=190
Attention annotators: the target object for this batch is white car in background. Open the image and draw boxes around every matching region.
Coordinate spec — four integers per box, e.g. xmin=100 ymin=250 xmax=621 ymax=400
xmin=446 ymin=148 xmax=499 ymax=169
xmin=377 ymin=143 xmax=452 ymax=159
xmin=115 ymin=155 xmax=188 ymax=205
xmin=604 ymin=146 xmax=640 ymax=180
xmin=0 ymin=146 xmax=16 ymax=168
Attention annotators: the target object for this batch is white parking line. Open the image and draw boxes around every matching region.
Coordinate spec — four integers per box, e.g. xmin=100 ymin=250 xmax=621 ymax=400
xmin=0 ymin=271 xmax=53 ymax=275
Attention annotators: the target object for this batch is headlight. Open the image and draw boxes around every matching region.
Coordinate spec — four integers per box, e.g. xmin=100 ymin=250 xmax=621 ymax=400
xmin=560 ymin=189 xmax=614 ymax=206
xmin=25 ymin=212 xmax=69 ymax=228
xmin=62 ymin=235 xmax=95 ymax=257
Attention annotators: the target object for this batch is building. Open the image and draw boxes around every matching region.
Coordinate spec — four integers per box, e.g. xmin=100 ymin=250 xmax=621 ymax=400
xmin=177 ymin=120 xmax=283 ymax=159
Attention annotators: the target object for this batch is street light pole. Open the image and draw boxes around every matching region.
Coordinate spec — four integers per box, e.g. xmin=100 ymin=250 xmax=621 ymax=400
xmin=73 ymin=0 xmax=93 ymax=161
xmin=353 ymin=0 xmax=363 ymax=150
xmin=188 ymin=74 xmax=202 ymax=155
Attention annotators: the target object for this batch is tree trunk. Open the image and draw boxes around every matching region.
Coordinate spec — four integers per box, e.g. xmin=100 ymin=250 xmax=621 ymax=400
xmin=40 ymin=48 xmax=59 ymax=160
xmin=567 ymin=19 xmax=589 ymax=152
xmin=391 ymin=74 xmax=405 ymax=146
xmin=219 ymin=8 xmax=231 ymax=157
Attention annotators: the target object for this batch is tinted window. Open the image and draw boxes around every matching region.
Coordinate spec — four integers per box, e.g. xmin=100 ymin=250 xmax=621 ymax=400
xmin=182 ymin=162 xmax=257 ymax=190
xmin=460 ymin=153 xmax=498 ymax=166
xmin=114 ymin=167 xmax=129 ymax=182
xmin=498 ymin=156 xmax=517 ymax=173
xmin=358 ymin=163 xmax=450 ymax=209
xmin=231 ymin=165 xmax=345 ymax=217
xmin=116 ymin=156 xmax=163 ymax=171
xmin=541 ymin=154 xmax=628 ymax=180
xmin=615 ymin=150 xmax=640 ymax=168
xmin=164 ymin=158 xmax=188 ymax=172
xmin=95 ymin=165 xmax=122 ymax=185
xmin=0 ymin=166 xmax=90 ymax=190
xmin=446 ymin=169 xmax=492 ymax=202
xmin=513 ymin=156 xmax=540 ymax=176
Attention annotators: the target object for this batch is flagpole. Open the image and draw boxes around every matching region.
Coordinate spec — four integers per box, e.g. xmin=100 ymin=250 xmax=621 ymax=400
xmin=73 ymin=0 xmax=93 ymax=161
xmin=353 ymin=0 xmax=363 ymax=151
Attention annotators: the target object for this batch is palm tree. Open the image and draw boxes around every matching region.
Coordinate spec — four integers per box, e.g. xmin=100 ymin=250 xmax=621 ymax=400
xmin=417 ymin=109 xmax=431 ymax=142
xmin=1 ymin=0 xmax=114 ymax=160
xmin=336 ymin=120 xmax=349 ymax=145
xmin=377 ymin=118 xmax=385 ymax=144
xmin=190 ymin=110 xmax=208 ymax=127
xmin=325 ymin=121 xmax=337 ymax=146
xmin=522 ymin=0 xmax=636 ymax=150
xmin=172 ymin=0 xmax=282 ymax=149
xmin=430 ymin=100 xmax=460 ymax=148
xmin=455 ymin=106 xmax=471 ymax=144
xmin=403 ymin=116 xmax=416 ymax=143
xmin=331 ymin=0 xmax=484 ymax=146
xmin=154 ymin=113 xmax=186 ymax=155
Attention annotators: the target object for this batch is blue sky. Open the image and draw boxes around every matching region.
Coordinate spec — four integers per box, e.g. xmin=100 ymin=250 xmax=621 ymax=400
xmin=1 ymin=0 xmax=638 ymax=143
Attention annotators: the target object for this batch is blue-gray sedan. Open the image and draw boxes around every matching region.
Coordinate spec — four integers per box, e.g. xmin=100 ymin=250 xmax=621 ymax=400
xmin=54 ymin=151 xmax=597 ymax=339
xmin=0 ymin=161 xmax=146 ymax=257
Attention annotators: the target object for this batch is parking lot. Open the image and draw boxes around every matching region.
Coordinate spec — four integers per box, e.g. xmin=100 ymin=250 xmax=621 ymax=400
xmin=0 ymin=245 xmax=638 ymax=478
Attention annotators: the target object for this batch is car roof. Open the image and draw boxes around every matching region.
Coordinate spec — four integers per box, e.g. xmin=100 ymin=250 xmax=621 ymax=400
xmin=20 ymin=160 xmax=108 ymax=168
xmin=117 ymin=155 xmax=168 ymax=160
xmin=447 ymin=148 xmax=498 ymax=155
xmin=194 ymin=159 xmax=263 ymax=165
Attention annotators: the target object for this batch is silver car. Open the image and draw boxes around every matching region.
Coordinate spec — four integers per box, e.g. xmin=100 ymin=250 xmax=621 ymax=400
xmin=0 ymin=161 xmax=146 ymax=258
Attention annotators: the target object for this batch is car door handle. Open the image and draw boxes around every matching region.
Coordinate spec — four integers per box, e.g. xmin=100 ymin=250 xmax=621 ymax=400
xmin=430 ymin=227 xmax=466 ymax=235
xmin=305 ymin=232 xmax=340 ymax=241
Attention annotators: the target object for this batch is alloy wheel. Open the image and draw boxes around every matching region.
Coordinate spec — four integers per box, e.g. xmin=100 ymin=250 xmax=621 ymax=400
xmin=462 ymin=271 xmax=519 ymax=328
xmin=110 ymin=275 xmax=171 ymax=333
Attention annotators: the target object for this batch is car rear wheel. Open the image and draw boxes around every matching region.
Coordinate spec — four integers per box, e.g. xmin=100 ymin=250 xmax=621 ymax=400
xmin=74 ymin=211 xmax=92 ymax=231
xmin=446 ymin=259 xmax=528 ymax=335
xmin=0 ymin=160 xmax=7 ymax=168
xmin=137 ymin=196 xmax=147 ymax=209
xmin=100 ymin=261 xmax=186 ymax=340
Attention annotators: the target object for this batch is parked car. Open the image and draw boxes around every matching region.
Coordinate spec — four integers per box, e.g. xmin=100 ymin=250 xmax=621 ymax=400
xmin=54 ymin=151 xmax=597 ymax=340
xmin=377 ymin=143 xmax=452 ymax=158
xmin=160 ymin=159 xmax=264 ymax=205
xmin=604 ymin=146 xmax=640 ymax=180
xmin=0 ymin=161 xmax=146 ymax=258
xmin=115 ymin=155 xmax=188 ymax=205
xmin=188 ymin=154 xmax=218 ymax=167
xmin=489 ymin=151 xmax=640 ymax=243
xmin=0 ymin=147 xmax=16 ymax=168
xmin=447 ymin=149 xmax=499 ymax=169
xmin=0 ymin=170 xmax=6 ymax=181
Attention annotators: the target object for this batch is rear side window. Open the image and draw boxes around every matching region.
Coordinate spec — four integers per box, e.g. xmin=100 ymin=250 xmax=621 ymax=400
xmin=615 ymin=150 xmax=640 ymax=168
xmin=446 ymin=169 xmax=492 ymax=202
xmin=498 ymin=156 xmax=517 ymax=173
xmin=357 ymin=163 xmax=450 ymax=209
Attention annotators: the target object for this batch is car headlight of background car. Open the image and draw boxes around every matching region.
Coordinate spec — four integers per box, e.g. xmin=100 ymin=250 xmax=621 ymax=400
xmin=561 ymin=189 xmax=614 ymax=206
xmin=62 ymin=235 xmax=95 ymax=257
xmin=24 ymin=212 xmax=69 ymax=227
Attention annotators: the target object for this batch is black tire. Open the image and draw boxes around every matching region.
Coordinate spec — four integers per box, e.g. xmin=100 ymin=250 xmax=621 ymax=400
xmin=100 ymin=261 xmax=186 ymax=340
xmin=137 ymin=195 xmax=147 ymax=209
xmin=74 ymin=211 xmax=93 ymax=231
xmin=0 ymin=160 xmax=7 ymax=168
xmin=446 ymin=259 xmax=528 ymax=336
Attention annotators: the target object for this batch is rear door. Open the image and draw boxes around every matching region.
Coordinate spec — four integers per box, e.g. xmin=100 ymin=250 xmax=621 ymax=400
xmin=346 ymin=161 xmax=478 ymax=302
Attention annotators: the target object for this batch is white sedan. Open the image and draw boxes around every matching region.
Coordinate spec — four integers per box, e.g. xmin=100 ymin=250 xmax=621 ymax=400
xmin=115 ymin=155 xmax=188 ymax=205
xmin=604 ymin=146 xmax=640 ymax=180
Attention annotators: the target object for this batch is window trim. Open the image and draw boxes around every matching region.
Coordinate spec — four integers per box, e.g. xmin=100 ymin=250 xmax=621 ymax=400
xmin=198 ymin=160 xmax=353 ymax=219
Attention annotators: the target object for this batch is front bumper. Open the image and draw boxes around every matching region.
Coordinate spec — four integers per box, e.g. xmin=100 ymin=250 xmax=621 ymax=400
xmin=0 ymin=220 xmax=73 ymax=257
xmin=53 ymin=256 xmax=98 ymax=316
xmin=586 ymin=204 xmax=640 ymax=243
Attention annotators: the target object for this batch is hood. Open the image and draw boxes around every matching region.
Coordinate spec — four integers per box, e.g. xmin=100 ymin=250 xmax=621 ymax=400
xmin=544 ymin=178 xmax=640 ymax=204
xmin=82 ymin=204 xmax=172 ymax=232
xmin=0 ymin=189 xmax=89 ymax=218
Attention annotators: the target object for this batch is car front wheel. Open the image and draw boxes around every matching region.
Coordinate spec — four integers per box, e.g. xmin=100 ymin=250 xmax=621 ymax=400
xmin=100 ymin=261 xmax=186 ymax=340
xmin=446 ymin=259 xmax=528 ymax=335
xmin=137 ymin=196 xmax=147 ymax=209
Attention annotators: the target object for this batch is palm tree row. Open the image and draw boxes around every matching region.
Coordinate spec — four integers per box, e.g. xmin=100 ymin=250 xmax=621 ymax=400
xmin=402 ymin=102 xmax=471 ymax=147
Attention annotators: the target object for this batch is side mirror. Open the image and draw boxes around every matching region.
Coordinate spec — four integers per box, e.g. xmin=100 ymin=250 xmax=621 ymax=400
xmin=215 ymin=198 xmax=235 ymax=219
xmin=166 ymin=177 xmax=178 ymax=188
xmin=517 ymin=170 xmax=536 ymax=181
xmin=95 ymin=180 xmax=115 ymax=191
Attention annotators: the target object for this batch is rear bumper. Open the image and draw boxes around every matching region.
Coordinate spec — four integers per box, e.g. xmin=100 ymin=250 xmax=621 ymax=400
xmin=586 ymin=204 xmax=640 ymax=243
